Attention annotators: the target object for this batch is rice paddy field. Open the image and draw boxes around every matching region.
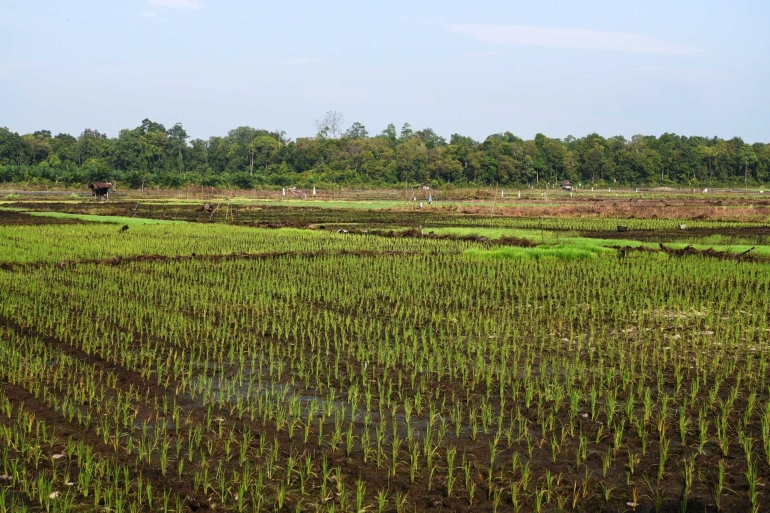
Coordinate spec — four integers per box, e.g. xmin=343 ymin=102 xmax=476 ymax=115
xmin=1 ymin=191 xmax=770 ymax=512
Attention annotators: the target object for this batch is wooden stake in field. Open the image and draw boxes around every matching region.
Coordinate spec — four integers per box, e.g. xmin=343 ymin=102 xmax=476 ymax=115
xmin=489 ymin=191 xmax=498 ymax=228
xmin=208 ymin=203 xmax=221 ymax=221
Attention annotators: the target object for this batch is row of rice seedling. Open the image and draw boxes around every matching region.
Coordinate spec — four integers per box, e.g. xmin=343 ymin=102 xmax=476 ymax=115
xmin=1 ymin=224 xmax=769 ymax=511
xmin=0 ymin=222 xmax=473 ymax=264
xmin=0 ymin=378 xmax=184 ymax=513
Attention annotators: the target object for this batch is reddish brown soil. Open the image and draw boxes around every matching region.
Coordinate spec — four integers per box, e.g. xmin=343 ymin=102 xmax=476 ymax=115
xmin=10 ymin=196 xmax=770 ymax=226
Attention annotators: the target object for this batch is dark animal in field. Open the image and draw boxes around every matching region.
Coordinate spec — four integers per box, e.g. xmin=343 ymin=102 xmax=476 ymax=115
xmin=120 ymin=225 xmax=129 ymax=233
xmin=89 ymin=182 xmax=114 ymax=201
xmin=617 ymin=225 xmax=629 ymax=232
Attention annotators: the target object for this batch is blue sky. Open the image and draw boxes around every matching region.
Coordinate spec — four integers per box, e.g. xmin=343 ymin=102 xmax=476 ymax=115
xmin=2 ymin=0 xmax=768 ymax=142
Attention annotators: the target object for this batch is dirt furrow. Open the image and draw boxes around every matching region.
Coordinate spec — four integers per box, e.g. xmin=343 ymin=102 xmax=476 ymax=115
xmin=0 ymin=380 xmax=201 ymax=506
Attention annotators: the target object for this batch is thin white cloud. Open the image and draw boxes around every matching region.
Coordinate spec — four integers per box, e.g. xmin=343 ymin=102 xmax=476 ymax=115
xmin=140 ymin=11 xmax=156 ymax=19
xmin=146 ymin=0 xmax=201 ymax=9
xmin=445 ymin=24 xmax=699 ymax=56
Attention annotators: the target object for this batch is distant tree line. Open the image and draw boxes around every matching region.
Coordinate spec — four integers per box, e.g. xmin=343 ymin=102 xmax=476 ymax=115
xmin=1 ymin=115 xmax=768 ymax=189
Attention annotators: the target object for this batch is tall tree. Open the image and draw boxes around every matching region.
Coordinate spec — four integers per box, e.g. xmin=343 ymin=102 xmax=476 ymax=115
xmin=248 ymin=135 xmax=281 ymax=174
xmin=399 ymin=123 xmax=413 ymax=140
xmin=344 ymin=122 xmax=369 ymax=139
xmin=414 ymin=128 xmax=446 ymax=149
xmin=380 ymin=123 xmax=397 ymax=143
xmin=167 ymin=123 xmax=189 ymax=174
xmin=315 ymin=111 xmax=344 ymax=139
xmin=77 ymin=129 xmax=109 ymax=166
xmin=738 ymin=144 xmax=759 ymax=186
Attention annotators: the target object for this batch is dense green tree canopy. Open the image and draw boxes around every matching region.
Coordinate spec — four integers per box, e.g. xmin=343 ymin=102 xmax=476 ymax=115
xmin=1 ymin=120 xmax=768 ymax=188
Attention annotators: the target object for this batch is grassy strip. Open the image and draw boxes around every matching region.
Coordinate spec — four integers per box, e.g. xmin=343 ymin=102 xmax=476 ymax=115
xmin=26 ymin=211 xmax=186 ymax=225
xmin=654 ymin=242 xmax=770 ymax=257
xmin=427 ymin=226 xmax=558 ymax=241
xmin=467 ymin=241 xmax=615 ymax=261
xmin=433 ymin=225 xmax=770 ymax=258
xmin=2 ymin=205 xmax=185 ymax=225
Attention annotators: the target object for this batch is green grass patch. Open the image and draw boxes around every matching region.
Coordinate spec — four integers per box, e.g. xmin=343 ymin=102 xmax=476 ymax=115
xmin=427 ymin=227 xmax=652 ymax=248
xmin=467 ymin=241 xmax=615 ymax=261
xmin=427 ymin=227 xmax=554 ymax=240
xmin=27 ymin=211 xmax=185 ymax=225
xmin=561 ymin=236 xmax=646 ymax=248
xmin=431 ymin=227 xmax=770 ymax=259
xmin=266 ymin=199 xmax=413 ymax=209
xmin=660 ymin=242 xmax=770 ymax=257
